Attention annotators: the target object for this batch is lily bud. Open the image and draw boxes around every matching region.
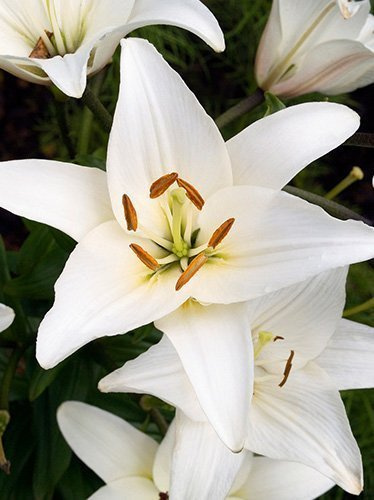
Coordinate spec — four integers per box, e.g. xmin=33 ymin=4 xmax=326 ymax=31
xmin=255 ymin=0 xmax=374 ymax=98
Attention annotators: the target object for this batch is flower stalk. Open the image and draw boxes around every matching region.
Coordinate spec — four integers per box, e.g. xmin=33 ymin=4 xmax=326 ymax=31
xmin=343 ymin=298 xmax=374 ymax=318
xmin=215 ymin=88 xmax=264 ymax=129
xmin=80 ymin=86 xmax=113 ymax=133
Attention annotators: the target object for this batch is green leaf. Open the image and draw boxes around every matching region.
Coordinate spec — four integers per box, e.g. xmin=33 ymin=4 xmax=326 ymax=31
xmin=29 ymin=362 xmax=65 ymax=402
xmin=17 ymin=224 xmax=54 ymax=276
xmin=264 ymin=91 xmax=286 ymax=116
xmin=49 ymin=228 xmax=76 ymax=254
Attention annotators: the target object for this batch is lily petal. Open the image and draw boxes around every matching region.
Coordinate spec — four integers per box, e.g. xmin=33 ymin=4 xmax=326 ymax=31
xmin=153 ymin=419 xmax=175 ymax=493
xmin=0 ymin=304 xmax=15 ymax=332
xmin=317 ymin=318 xmax=374 ymax=390
xmin=33 ymin=43 xmax=93 ymax=98
xmin=233 ymin=457 xmax=334 ymax=500
xmin=107 ymin=38 xmax=232 ymax=234
xmin=0 ymin=160 xmax=112 ymax=242
xmin=227 ymin=103 xmax=359 ymax=190
xmin=169 ymin=411 xmax=247 ymax=500
xmin=247 ymin=268 xmax=348 ymax=367
xmin=99 ymin=335 xmax=205 ymax=422
xmin=57 ymin=401 xmax=157 ymax=483
xmin=124 ymin=0 xmax=225 ymax=52
xmin=190 ymin=186 xmax=374 ymax=304
xmin=36 ymin=221 xmax=188 ymax=369
xmin=89 ymin=478 xmax=158 ymax=500
xmin=246 ymin=363 xmax=363 ymax=495
xmin=155 ymin=302 xmax=253 ymax=452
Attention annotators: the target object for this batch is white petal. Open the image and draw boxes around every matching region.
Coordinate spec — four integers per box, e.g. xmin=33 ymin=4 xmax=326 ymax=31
xmin=156 ymin=302 xmax=253 ymax=452
xmin=0 ymin=56 xmax=49 ymax=85
xmin=153 ymin=419 xmax=175 ymax=493
xmin=0 ymin=160 xmax=112 ymax=242
xmin=233 ymin=457 xmax=334 ymax=500
xmin=89 ymin=478 xmax=158 ymax=500
xmin=247 ymin=268 xmax=348 ymax=368
xmin=124 ymin=0 xmax=225 ymax=52
xmin=33 ymin=44 xmax=92 ymax=98
xmin=273 ymin=40 xmax=374 ymax=97
xmin=99 ymin=335 xmax=205 ymax=422
xmin=190 ymin=186 xmax=374 ymax=304
xmin=227 ymin=103 xmax=359 ymax=190
xmin=246 ymin=363 xmax=363 ymax=495
xmin=317 ymin=318 xmax=374 ymax=390
xmin=0 ymin=304 xmax=15 ymax=332
xmin=36 ymin=221 xmax=188 ymax=369
xmin=107 ymin=38 xmax=232 ymax=233
xmin=169 ymin=411 xmax=247 ymax=500
xmin=57 ymin=401 xmax=157 ymax=483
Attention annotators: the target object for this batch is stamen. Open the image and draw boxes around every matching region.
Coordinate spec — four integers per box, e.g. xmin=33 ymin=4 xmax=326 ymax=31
xmin=122 ymin=194 xmax=138 ymax=231
xmin=208 ymin=218 xmax=235 ymax=249
xmin=150 ymin=172 xmax=178 ymax=199
xmin=279 ymin=350 xmax=295 ymax=388
xmin=177 ymin=178 xmax=205 ymax=210
xmin=129 ymin=244 xmax=160 ymax=271
xmin=29 ymin=30 xmax=53 ymax=59
xmin=273 ymin=336 xmax=285 ymax=342
xmin=175 ymin=253 xmax=208 ymax=291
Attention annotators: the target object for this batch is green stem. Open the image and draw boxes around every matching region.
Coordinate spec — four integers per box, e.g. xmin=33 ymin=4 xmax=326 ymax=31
xmin=81 ymin=85 xmax=112 ymax=133
xmin=215 ymin=88 xmax=264 ymax=129
xmin=77 ymin=72 xmax=106 ymax=156
xmin=54 ymin=100 xmax=75 ymax=159
xmin=344 ymin=132 xmax=374 ymax=149
xmin=0 ymin=348 xmax=23 ymax=411
xmin=343 ymin=298 xmax=374 ymax=318
xmin=283 ymin=186 xmax=371 ymax=225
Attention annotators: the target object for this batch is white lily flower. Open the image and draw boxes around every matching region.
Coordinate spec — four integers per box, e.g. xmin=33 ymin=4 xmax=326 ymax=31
xmin=0 ymin=39 xmax=373 ymax=451
xmin=0 ymin=0 xmax=225 ymax=97
xmin=256 ymin=0 xmax=374 ymax=97
xmin=0 ymin=303 xmax=14 ymax=332
xmin=100 ymin=267 xmax=374 ymax=495
xmin=57 ymin=401 xmax=335 ymax=500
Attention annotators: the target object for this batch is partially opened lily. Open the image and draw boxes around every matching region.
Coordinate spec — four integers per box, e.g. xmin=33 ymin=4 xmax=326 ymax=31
xmin=0 ymin=303 xmax=14 ymax=332
xmin=0 ymin=0 xmax=224 ymax=97
xmin=0 ymin=39 xmax=374 ymax=451
xmin=57 ymin=401 xmax=335 ymax=500
xmin=100 ymin=267 xmax=374 ymax=495
xmin=256 ymin=0 xmax=374 ymax=97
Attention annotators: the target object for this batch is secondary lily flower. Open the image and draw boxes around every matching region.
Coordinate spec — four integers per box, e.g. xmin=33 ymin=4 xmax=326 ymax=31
xmin=1 ymin=39 xmax=374 ymax=451
xmin=256 ymin=0 xmax=374 ymax=97
xmin=57 ymin=401 xmax=335 ymax=500
xmin=0 ymin=303 xmax=14 ymax=332
xmin=100 ymin=267 xmax=374 ymax=495
xmin=0 ymin=0 xmax=224 ymax=97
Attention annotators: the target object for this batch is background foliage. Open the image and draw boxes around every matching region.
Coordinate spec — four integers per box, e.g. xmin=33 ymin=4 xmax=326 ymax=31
xmin=0 ymin=0 xmax=373 ymax=498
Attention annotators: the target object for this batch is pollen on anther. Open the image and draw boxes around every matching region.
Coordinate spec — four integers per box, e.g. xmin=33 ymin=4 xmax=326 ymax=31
xmin=273 ymin=336 xmax=285 ymax=342
xmin=279 ymin=350 xmax=294 ymax=388
xmin=150 ymin=172 xmax=178 ymax=198
xmin=122 ymin=194 xmax=138 ymax=231
xmin=29 ymin=31 xmax=53 ymax=59
xmin=177 ymin=178 xmax=205 ymax=210
xmin=175 ymin=253 xmax=208 ymax=291
xmin=129 ymin=243 xmax=160 ymax=271
xmin=208 ymin=218 xmax=235 ymax=249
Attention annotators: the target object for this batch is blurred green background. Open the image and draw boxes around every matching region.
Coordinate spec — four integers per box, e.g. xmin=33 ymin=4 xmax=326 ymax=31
xmin=0 ymin=1 xmax=373 ymax=498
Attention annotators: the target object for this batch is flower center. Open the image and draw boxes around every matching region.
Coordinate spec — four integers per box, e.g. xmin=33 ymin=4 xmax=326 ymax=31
xmin=26 ymin=1 xmax=86 ymax=59
xmin=253 ymin=331 xmax=295 ymax=388
xmin=124 ymin=172 xmax=235 ymax=291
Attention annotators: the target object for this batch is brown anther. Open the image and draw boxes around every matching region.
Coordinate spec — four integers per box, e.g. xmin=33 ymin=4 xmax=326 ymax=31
xmin=159 ymin=493 xmax=169 ymax=500
xmin=150 ymin=172 xmax=178 ymax=198
xmin=29 ymin=31 xmax=53 ymax=59
xmin=177 ymin=178 xmax=205 ymax=210
xmin=122 ymin=194 xmax=138 ymax=231
xmin=175 ymin=253 xmax=208 ymax=291
xmin=273 ymin=336 xmax=285 ymax=342
xmin=279 ymin=350 xmax=295 ymax=388
xmin=129 ymin=244 xmax=160 ymax=271
xmin=208 ymin=218 xmax=235 ymax=249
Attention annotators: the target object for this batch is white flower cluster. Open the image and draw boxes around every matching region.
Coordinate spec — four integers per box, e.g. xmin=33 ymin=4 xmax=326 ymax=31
xmin=0 ymin=1 xmax=373 ymax=499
